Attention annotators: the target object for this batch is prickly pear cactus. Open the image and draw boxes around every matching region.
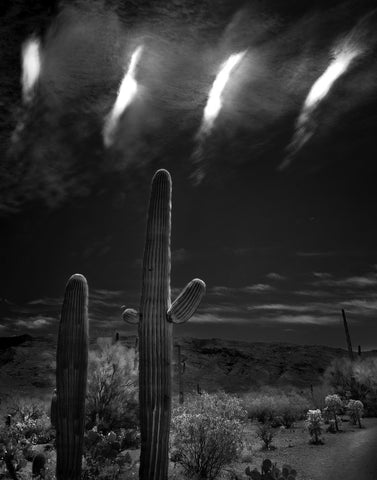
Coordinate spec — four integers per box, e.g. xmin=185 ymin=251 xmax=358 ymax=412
xmin=55 ymin=274 xmax=89 ymax=480
xmin=245 ymin=460 xmax=297 ymax=480
xmin=123 ymin=169 xmax=205 ymax=480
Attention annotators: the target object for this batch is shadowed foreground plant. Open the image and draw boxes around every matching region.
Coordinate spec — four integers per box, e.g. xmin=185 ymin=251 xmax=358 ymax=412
xmin=171 ymin=392 xmax=246 ymax=480
xmin=82 ymin=428 xmax=135 ymax=479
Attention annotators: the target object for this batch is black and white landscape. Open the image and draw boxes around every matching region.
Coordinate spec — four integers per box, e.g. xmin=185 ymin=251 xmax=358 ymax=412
xmin=1 ymin=1 xmax=377 ymax=479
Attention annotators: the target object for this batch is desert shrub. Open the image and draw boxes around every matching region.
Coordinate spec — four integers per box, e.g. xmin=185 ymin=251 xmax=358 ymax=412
xmin=347 ymin=399 xmax=364 ymax=428
xmin=171 ymin=392 xmax=247 ymax=480
xmin=353 ymin=358 xmax=377 ymax=416
xmin=6 ymin=397 xmax=47 ymax=423
xmin=15 ymin=414 xmax=54 ymax=444
xmin=0 ymin=398 xmax=54 ymax=445
xmin=0 ymin=423 xmax=28 ymax=479
xmin=270 ymin=416 xmax=284 ymax=428
xmin=321 ymin=406 xmax=331 ymax=424
xmin=255 ymin=423 xmax=275 ymax=450
xmin=323 ymin=358 xmax=355 ymax=397
xmin=82 ymin=427 xmax=135 ymax=480
xmin=326 ymin=419 xmax=337 ymax=434
xmin=243 ymin=388 xmax=310 ymax=427
xmin=310 ymin=384 xmax=332 ymax=410
xmin=323 ymin=357 xmax=377 ymax=416
xmin=305 ymin=409 xmax=324 ymax=445
xmin=86 ymin=338 xmax=138 ymax=433
xmin=324 ymin=394 xmax=342 ymax=432
xmin=239 ymin=441 xmax=254 ymax=464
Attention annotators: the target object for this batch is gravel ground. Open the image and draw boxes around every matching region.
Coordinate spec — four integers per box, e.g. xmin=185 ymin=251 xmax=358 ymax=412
xmin=12 ymin=417 xmax=377 ymax=480
xmin=230 ymin=417 xmax=377 ymax=480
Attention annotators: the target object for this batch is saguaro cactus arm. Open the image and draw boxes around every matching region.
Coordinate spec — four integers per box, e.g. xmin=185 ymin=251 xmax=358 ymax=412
xmin=122 ymin=308 xmax=140 ymax=324
xmin=167 ymin=278 xmax=206 ymax=324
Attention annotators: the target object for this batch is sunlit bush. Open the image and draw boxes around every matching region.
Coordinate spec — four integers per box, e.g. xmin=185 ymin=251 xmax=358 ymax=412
xmin=324 ymin=394 xmax=343 ymax=432
xmin=347 ymin=399 xmax=364 ymax=428
xmin=0 ymin=397 xmax=54 ymax=446
xmin=86 ymin=338 xmax=138 ymax=433
xmin=171 ymin=392 xmax=247 ymax=480
xmin=305 ymin=409 xmax=324 ymax=445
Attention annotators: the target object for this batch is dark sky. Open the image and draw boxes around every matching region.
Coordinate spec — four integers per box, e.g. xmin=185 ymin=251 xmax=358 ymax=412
xmin=1 ymin=0 xmax=377 ymax=348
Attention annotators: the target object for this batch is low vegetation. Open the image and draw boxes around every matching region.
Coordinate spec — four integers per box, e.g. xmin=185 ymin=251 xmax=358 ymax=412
xmin=245 ymin=459 xmax=297 ymax=479
xmin=347 ymin=399 xmax=364 ymax=428
xmin=86 ymin=338 xmax=138 ymax=433
xmin=1 ymin=345 xmax=377 ymax=479
xmin=305 ymin=409 xmax=324 ymax=445
xmin=255 ymin=423 xmax=276 ymax=451
xmin=170 ymin=392 xmax=247 ymax=480
xmin=242 ymin=387 xmax=311 ymax=427
xmin=323 ymin=357 xmax=377 ymax=416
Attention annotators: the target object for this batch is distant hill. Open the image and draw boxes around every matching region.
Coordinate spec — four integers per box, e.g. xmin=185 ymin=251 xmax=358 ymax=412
xmin=0 ymin=335 xmax=34 ymax=379
xmin=0 ymin=335 xmax=376 ymax=400
xmin=172 ymin=337 xmax=372 ymax=394
xmin=0 ymin=334 xmax=33 ymax=349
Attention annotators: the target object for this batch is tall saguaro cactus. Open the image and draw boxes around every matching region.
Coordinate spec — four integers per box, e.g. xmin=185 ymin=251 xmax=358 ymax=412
xmin=341 ymin=309 xmax=354 ymax=361
xmin=56 ymin=274 xmax=89 ymax=480
xmin=123 ymin=169 xmax=205 ymax=480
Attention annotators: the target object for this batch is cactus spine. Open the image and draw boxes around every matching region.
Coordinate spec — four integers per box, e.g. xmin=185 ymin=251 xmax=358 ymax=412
xmin=56 ymin=274 xmax=89 ymax=480
xmin=123 ymin=169 xmax=205 ymax=480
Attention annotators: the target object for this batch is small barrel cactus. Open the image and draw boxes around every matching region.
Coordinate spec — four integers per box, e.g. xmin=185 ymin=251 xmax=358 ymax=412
xmin=123 ymin=170 xmax=205 ymax=480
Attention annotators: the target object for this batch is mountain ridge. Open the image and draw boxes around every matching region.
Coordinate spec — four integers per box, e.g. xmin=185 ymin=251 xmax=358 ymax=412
xmin=1 ymin=334 xmax=376 ymax=400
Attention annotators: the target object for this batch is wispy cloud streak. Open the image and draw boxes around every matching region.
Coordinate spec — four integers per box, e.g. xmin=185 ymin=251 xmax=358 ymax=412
xmin=280 ymin=10 xmax=375 ymax=169
xmin=103 ymin=45 xmax=144 ymax=147
xmin=192 ymin=51 xmax=246 ymax=183
xmin=21 ymin=37 xmax=42 ymax=104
